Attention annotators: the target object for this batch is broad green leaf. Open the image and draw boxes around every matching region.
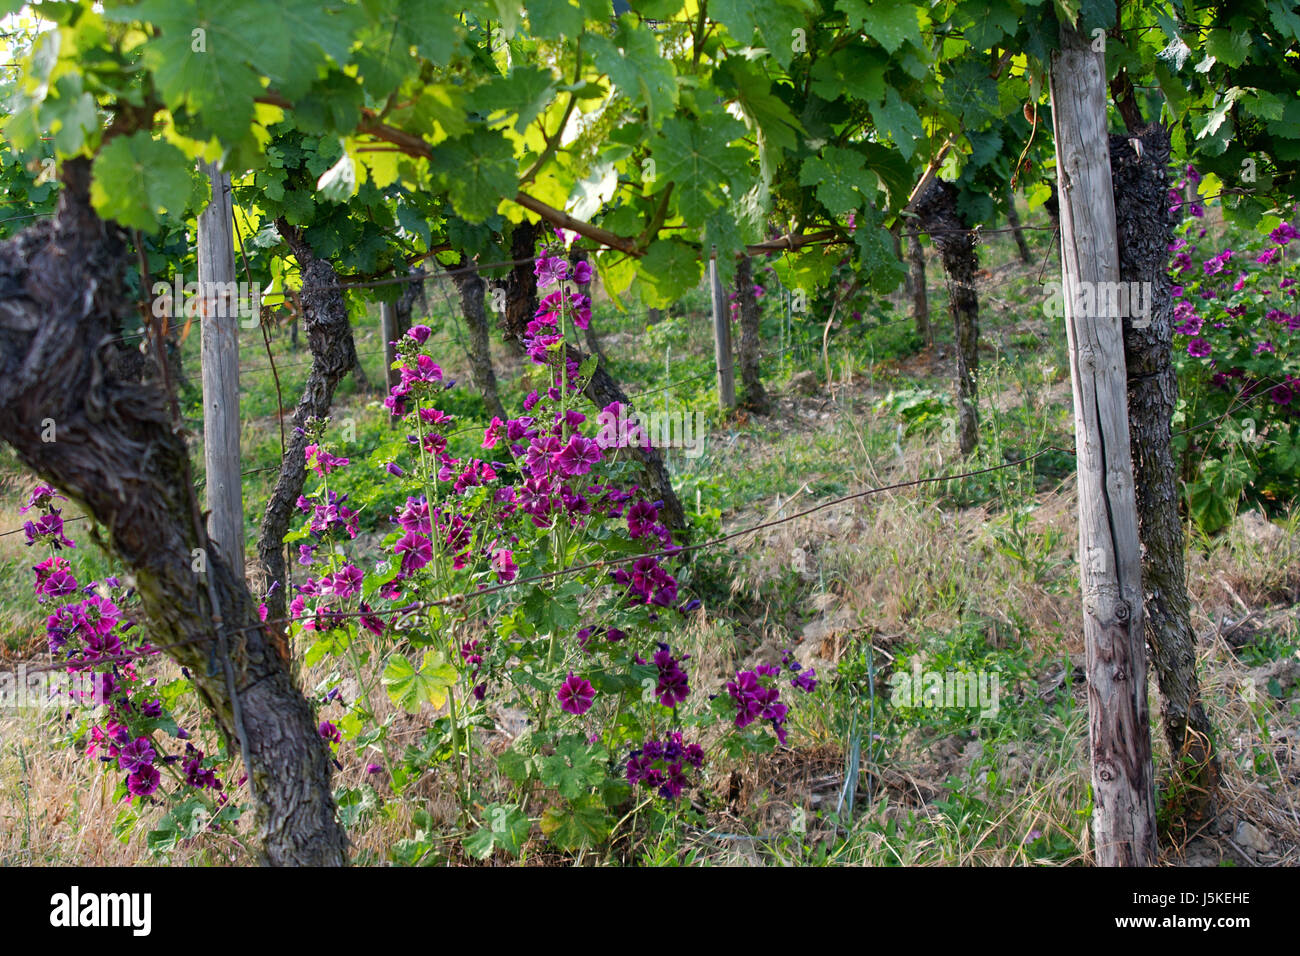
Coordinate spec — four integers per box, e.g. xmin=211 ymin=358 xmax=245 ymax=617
xmin=854 ymin=206 xmax=907 ymax=293
xmin=587 ymin=21 xmax=677 ymax=122
xmin=718 ymin=58 xmax=803 ymax=180
xmin=90 ymin=132 xmax=195 ymax=232
xmin=529 ymin=0 xmax=584 ymax=38
xmin=382 ymin=651 xmax=459 ymax=712
xmin=809 ymin=45 xmax=887 ymax=102
xmin=1204 ymin=29 xmax=1251 ymax=69
xmin=539 ymin=794 xmax=610 ymax=849
xmin=1269 ymin=0 xmax=1300 ymax=40
xmin=470 ymin=66 xmax=559 ymax=136
xmin=637 ymin=239 xmax=702 ymax=307
xmin=835 ymin=0 xmax=922 ymax=53
xmin=650 ymin=113 xmax=749 ymax=222
xmin=871 ymin=88 xmax=925 ymax=161
xmin=431 ymin=129 xmax=518 ymax=222
xmin=539 ymin=737 xmax=607 ymax=799
xmin=799 ymin=146 xmax=876 ymax=214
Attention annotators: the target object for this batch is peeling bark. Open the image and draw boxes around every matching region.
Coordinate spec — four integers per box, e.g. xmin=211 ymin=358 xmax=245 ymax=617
xmin=906 ymin=232 xmax=931 ymax=344
xmin=0 ymin=160 xmax=346 ymax=865
xmin=449 ymin=254 xmax=508 ymax=422
xmin=734 ymin=256 xmax=770 ymax=414
xmin=1110 ymin=126 xmax=1219 ymax=819
xmin=396 ymin=264 xmax=424 ymax=332
xmin=256 ymin=220 xmax=360 ymax=624
xmin=568 ymin=248 xmax=606 ymax=364
xmin=913 ymin=180 xmax=980 ymax=454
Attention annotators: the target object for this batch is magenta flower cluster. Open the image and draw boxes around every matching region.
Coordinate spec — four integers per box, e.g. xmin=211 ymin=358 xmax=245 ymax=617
xmin=727 ymin=653 xmax=818 ymax=745
xmin=280 ymin=268 xmax=688 ymax=716
xmin=26 ymin=488 xmax=227 ymax=806
xmin=625 ymin=731 xmax=705 ymax=799
xmin=1169 ymin=178 xmax=1299 ymax=412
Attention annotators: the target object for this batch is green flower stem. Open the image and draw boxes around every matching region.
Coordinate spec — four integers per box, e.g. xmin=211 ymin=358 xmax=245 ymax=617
xmin=413 ymin=393 xmax=467 ymax=819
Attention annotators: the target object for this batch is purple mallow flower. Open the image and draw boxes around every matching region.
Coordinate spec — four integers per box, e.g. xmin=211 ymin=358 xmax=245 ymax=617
xmin=653 ymin=643 xmax=690 ymax=708
xmin=556 ymin=672 xmax=595 ymax=716
xmin=126 ymin=765 xmax=161 ymax=799
xmin=626 ymin=731 xmax=704 ymax=799
xmin=117 ymin=737 xmax=156 ymax=775
xmin=727 ymin=665 xmax=792 ymax=744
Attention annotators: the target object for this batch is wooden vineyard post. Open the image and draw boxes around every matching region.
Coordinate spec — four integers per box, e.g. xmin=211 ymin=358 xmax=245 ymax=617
xmin=709 ymin=251 xmax=737 ymax=411
xmin=198 ymin=161 xmax=245 ymax=579
xmin=1049 ymin=23 xmax=1157 ymax=866
xmin=381 ymin=300 xmax=401 ymax=395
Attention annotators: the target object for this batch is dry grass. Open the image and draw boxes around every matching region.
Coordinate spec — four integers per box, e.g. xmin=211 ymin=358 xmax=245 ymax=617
xmin=1 ymin=341 xmax=1297 ymax=866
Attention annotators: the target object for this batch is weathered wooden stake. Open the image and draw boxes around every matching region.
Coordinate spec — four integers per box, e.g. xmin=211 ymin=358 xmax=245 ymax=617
xmin=1050 ymin=23 xmax=1157 ymax=866
xmin=198 ymin=161 xmax=245 ymax=579
xmin=380 ymin=300 xmax=401 ymax=395
xmin=709 ymin=252 xmax=736 ymax=411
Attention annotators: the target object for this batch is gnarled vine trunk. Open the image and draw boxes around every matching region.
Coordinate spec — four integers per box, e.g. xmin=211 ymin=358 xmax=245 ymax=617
xmin=1006 ymin=189 xmax=1032 ymax=263
xmin=449 ymin=254 xmax=508 ymax=423
xmin=906 ymin=231 xmax=931 ymax=344
xmin=256 ymin=220 xmax=360 ymax=624
xmin=569 ymin=248 xmax=606 ymax=363
xmin=0 ymin=160 xmax=346 ymax=866
xmin=500 ymin=223 xmax=686 ymax=531
xmin=396 ymin=264 xmax=424 ymax=332
xmin=914 ymin=180 xmax=980 ymax=454
xmin=1110 ymin=126 xmax=1219 ymax=820
xmin=734 ymin=256 xmax=770 ymax=414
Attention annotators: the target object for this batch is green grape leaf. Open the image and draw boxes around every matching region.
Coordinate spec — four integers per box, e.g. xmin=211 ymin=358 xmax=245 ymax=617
xmin=470 ymin=66 xmax=559 ymax=136
xmin=854 ymin=207 xmax=907 ymax=293
xmin=90 ymin=132 xmax=196 ymax=232
xmin=48 ymin=88 xmax=99 ymax=157
xmin=718 ymin=57 xmax=803 ymax=166
xmin=650 ymin=113 xmax=749 ymax=222
xmin=799 ymin=146 xmax=877 ymax=214
xmin=637 ymin=239 xmax=703 ymax=307
xmin=1204 ymin=29 xmax=1251 ymax=69
xmin=412 ymin=84 xmax=471 ymax=142
xmin=835 ymin=0 xmax=922 ymax=53
xmin=871 ymin=87 xmax=925 ymax=160
xmin=629 ymin=0 xmax=683 ymax=16
xmin=431 ymin=129 xmax=518 ymax=222
xmin=587 ymin=21 xmax=677 ymax=122
xmin=529 ymin=0 xmax=585 ymax=38
xmin=961 ymin=0 xmax=1022 ymax=51
xmin=1269 ymin=0 xmax=1300 ymax=39
xmin=755 ymin=0 xmax=816 ymax=69
xmin=809 ymin=44 xmax=887 ymax=102
xmin=115 ymin=0 xmax=264 ymax=148
xmin=709 ymin=0 xmax=762 ymax=48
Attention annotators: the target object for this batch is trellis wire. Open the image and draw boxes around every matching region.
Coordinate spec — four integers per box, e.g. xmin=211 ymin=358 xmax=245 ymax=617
xmin=13 ymin=445 xmax=1070 ymax=679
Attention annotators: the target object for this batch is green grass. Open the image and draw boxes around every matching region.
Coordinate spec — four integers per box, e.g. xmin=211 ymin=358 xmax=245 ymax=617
xmin=3 ymin=206 xmax=1298 ymax=866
